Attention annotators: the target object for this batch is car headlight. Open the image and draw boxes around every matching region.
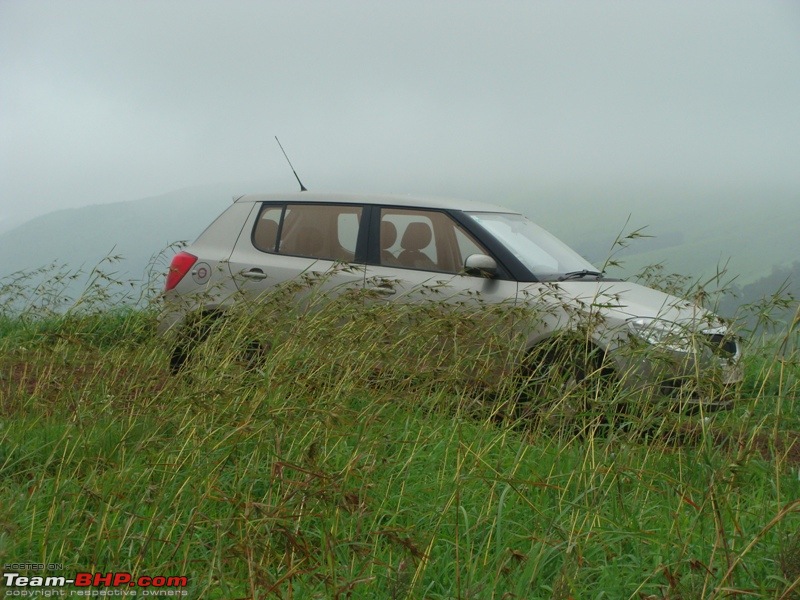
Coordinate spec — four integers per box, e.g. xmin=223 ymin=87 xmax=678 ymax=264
xmin=627 ymin=318 xmax=695 ymax=353
xmin=700 ymin=326 xmax=741 ymax=359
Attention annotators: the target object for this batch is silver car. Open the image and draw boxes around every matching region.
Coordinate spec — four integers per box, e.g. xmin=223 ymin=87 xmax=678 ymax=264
xmin=160 ymin=192 xmax=742 ymax=409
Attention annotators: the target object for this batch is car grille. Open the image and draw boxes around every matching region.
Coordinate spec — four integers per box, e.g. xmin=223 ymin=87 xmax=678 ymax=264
xmin=704 ymin=333 xmax=739 ymax=357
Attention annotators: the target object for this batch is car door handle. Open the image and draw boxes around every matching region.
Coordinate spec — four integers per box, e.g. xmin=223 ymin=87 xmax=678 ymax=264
xmin=241 ymin=268 xmax=267 ymax=280
xmin=367 ymin=285 xmax=396 ymax=296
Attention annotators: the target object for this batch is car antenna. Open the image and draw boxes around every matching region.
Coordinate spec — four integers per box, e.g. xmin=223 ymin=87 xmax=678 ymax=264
xmin=275 ymin=136 xmax=307 ymax=192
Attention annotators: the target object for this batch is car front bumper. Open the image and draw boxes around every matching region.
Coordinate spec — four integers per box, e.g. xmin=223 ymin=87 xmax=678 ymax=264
xmin=605 ymin=339 xmax=744 ymax=412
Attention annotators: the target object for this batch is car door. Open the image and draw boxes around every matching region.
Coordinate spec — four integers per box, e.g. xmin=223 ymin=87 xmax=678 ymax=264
xmin=363 ymin=206 xmax=518 ymax=303
xmin=362 ymin=206 xmax=521 ymax=378
xmin=227 ymin=201 xmax=367 ymax=302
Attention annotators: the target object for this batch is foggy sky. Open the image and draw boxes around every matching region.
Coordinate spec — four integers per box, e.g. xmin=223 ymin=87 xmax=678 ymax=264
xmin=2 ymin=0 xmax=799 ymax=227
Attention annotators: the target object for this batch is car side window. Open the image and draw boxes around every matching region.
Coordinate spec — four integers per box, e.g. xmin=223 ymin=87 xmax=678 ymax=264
xmin=379 ymin=208 xmax=487 ymax=274
xmin=253 ymin=203 xmax=363 ymax=262
xmin=338 ymin=213 xmax=360 ymax=255
xmin=252 ymin=206 xmax=282 ymax=252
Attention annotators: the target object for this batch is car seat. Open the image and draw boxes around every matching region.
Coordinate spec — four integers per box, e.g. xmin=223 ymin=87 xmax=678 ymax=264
xmin=398 ymin=222 xmax=436 ymax=270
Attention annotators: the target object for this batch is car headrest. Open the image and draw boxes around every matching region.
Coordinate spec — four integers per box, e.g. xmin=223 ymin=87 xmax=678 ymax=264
xmin=380 ymin=221 xmax=397 ymax=250
xmin=401 ymin=222 xmax=432 ymax=251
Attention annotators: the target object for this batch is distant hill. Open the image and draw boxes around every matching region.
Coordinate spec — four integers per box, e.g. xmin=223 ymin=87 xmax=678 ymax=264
xmin=0 ymin=184 xmax=251 ymax=288
xmin=523 ymin=186 xmax=800 ymax=288
xmin=0 ymin=216 xmax=28 ymax=236
xmin=606 ymin=195 xmax=800 ymax=288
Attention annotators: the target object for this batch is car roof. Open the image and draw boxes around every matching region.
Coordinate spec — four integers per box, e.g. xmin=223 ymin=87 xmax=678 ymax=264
xmin=233 ymin=192 xmax=516 ymax=213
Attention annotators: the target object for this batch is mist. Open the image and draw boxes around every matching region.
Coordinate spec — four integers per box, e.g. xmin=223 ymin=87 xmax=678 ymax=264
xmin=2 ymin=1 xmax=799 ymax=229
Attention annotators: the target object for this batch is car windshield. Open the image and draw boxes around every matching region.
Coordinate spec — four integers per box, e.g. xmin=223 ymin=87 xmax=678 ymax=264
xmin=466 ymin=212 xmax=599 ymax=280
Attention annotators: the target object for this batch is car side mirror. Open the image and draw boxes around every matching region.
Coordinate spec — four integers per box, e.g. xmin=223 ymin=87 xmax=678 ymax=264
xmin=463 ymin=254 xmax=497 ymax=278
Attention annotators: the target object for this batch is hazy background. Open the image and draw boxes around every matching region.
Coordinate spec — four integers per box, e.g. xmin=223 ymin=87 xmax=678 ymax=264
xmin=1 ymin=1 xmax=799 ymax=310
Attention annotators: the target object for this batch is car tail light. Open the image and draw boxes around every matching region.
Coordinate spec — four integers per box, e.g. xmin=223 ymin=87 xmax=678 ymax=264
xmin=165 ymin=251 xmax=198 ymax=291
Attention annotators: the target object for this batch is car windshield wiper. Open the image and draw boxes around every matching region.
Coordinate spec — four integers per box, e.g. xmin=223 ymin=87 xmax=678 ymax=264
xmin=557 ymin=269 xmax=604 ymax=281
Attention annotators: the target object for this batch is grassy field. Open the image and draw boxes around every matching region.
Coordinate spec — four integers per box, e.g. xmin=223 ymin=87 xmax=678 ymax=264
xmin=0 ymin=272 xmax=798 ymax=599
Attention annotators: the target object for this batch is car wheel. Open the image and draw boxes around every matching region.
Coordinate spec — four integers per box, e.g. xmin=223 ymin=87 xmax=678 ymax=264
xmin=168 ymin=311 xmax=220 ymax=374
xmin=169 ymin=312 xmax=272 ymax=374
xmin=517 ymin=337 xmax=625 ymax=435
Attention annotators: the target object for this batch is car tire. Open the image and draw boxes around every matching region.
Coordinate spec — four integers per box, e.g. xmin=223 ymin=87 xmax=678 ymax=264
xmin=517 ymin=337 xmax=625 ymax=435
xmin=169 ymin=312 xmax=272 ymax=374
xmin=167 ymin=311 xmax=221 ymax=374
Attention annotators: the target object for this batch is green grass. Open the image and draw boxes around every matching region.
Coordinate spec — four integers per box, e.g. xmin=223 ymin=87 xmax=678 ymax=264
xmin=1 ymin=277 xmax=799 ymax=598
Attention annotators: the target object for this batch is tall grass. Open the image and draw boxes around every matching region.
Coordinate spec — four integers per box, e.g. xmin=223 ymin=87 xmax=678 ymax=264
xmin=0 ymin=260 xmax=798 ymax=599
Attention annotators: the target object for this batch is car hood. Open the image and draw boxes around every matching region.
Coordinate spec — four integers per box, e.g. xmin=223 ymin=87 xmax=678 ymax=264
xmin=522 ymin=280 xmax=721 ymax=330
